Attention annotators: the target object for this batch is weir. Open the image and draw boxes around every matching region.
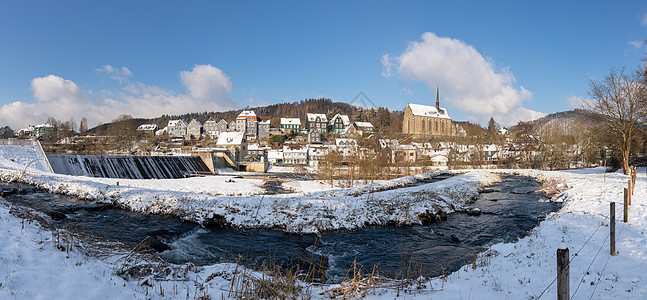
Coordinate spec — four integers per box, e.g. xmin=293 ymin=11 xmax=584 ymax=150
xmin=47 ymin=155 xmax=212 ymax=179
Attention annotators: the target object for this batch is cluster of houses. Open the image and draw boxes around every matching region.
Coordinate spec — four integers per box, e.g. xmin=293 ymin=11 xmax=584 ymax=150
xmin=142 ymin=110 xmax=377 ymax=144
xmin=12 ymin=96 xmax=517 ymax=170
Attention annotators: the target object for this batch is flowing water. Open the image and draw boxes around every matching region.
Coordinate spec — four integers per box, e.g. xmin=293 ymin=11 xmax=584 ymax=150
xmin=0 ymin=174 xmax=559 ymax=283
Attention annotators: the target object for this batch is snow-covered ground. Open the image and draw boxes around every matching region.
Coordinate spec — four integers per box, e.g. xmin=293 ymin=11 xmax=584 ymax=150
xmin=0 ymin=145 xmax=645 ymax=299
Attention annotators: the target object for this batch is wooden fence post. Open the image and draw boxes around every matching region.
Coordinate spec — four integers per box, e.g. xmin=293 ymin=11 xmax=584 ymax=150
xmin=624 ymin=188 xmax=629 ymax=223
xmin=557 ymin=247 xmax=569 ymax=300
xmin=610 ymin=202 xmax=616 ymax=256
xmin=628 ymin=180 xmax=632 ymax=203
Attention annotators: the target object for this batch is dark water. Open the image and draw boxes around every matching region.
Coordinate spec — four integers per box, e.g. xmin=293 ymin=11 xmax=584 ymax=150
xmin=0 ymin=175 xmax=559 ymax=283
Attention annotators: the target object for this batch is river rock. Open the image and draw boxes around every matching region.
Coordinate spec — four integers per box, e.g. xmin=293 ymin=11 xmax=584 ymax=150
xmin=466 ymin=208 xmax=482 ymax=216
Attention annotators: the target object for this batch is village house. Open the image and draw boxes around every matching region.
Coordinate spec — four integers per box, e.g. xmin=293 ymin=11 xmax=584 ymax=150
xmin=306 ymin=113 xmax=328 ymax=133
xmin=216 ymin=131 xmax=247 ymax=162
xmin=0 ymin=126 xmax=14 ymax=138
xmin=280 ymin=118 xmax=301 ymax=133
xmin=258 ymin=120 xmax=270 ymax=140
xmin=328 ymin=114 xmax=350 ymax=133
xmin=245 ymin=120 xmax=258 ymax=141
xmin=308 ymin=129 xmax=323 ymax=144
xmin=267 ymin=148 xmax=284 ymax=165
xmin=343 ymin=121 xmax=374 ymax=137
xmin=217 ymin=119 xmax=229 ymax=133
xmin=203 ymin=118 xmax=218 ymax=138
xmin=402 ymin=89 xmax=451 ymax=135
xmin=21 ymin=123 xmax=56 ymax=139
xmin=308 ymin=144 xmax=329 ymax=168
xmin=396 ymin=144 xmax=418 ymax=163
xmin=335 ymin=138 xmax=357 ymax=158
xmin=167 ymin=120 xmax=188 ymax=138
xmin=283 ymin=145 xmax=308 ymax=165
xmin=187 ymin=119 xmax=203 ymax=140
xmin=235 ymin=110 xmax=257 ymax=132
xmin=136 ymin=124 xmax=159 ymax=137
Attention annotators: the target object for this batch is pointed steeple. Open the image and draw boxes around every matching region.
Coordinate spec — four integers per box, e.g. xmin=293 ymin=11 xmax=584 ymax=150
xmin=435 ymin=86 xmax=440 ymax=109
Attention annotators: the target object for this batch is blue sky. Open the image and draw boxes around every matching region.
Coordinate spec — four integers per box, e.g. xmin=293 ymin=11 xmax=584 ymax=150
xmin=0 ymin=1 xmax=646 ymax=129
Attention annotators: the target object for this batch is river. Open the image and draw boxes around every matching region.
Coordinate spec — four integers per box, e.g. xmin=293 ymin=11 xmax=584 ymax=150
xmin=0 ymin=174 xmax=559 ymax=283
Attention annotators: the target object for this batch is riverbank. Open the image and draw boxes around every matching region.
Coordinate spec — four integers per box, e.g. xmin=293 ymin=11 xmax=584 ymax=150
xmin=0 ymin=158 xmax=496 ymax=233
xmin=1 ymin=167 xmax=645 ymax=299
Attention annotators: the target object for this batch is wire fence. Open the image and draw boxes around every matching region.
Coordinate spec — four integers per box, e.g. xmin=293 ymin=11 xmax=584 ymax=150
xmin=538 ymin=169 xmax=636 ymax=299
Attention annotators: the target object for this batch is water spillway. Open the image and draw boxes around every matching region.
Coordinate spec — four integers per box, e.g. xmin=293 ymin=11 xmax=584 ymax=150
xmin=47 ymin=155 xmax=212 ymax=179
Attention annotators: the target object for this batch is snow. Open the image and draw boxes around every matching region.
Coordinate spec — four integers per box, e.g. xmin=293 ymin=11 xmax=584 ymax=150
xmin=280 ymin=117 xmax=301 ymax=126
xmin=216 ymin=131 xmax=244 ymax=146
xmin=306 ymin=113 xmax=327 ymax=122
xmin=0 ymin=144 xmax=646 ymax=299
xmin=0 ymin=143 xmax=52 ymax=173
xmin=408 ymin=103 xmax=451 ymax=119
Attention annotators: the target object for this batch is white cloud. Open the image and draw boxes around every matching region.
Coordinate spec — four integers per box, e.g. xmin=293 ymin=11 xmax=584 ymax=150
xmin=0 ymin=65 xmax=237 ymax=129
xmin=380 ymin=54 xmax=392 ymax=78
xmin=97 ymin=65 xmax=132 ymax=83
xmin=641 ymin=13 xmax=647 ymax=26
xmin=385 ymin=32 xmax=544 ymax=126
xmin=629 ymin=40 xmax=643 ymax=49
xmin=566 ymin=95 xmax=591 ymax=109
xmin=180 ymin=64 xmax=233 ymax=103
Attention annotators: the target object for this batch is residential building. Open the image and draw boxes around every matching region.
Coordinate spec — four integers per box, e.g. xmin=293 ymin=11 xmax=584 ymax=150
xmin=258 ymin=120 xmax=270 ymax=140
xmin=306 ymin=113 xmax=328 ymax=133
xmin=245 ymin=120 xmax=258 ymax=141
xmin=216 ymin=119 xmax=229 ymax=133
xmin=328 ymin=114 xmax=350 ymax=133
xmin=343 ymin=121 xmax=374 ymax=137
xmin=402 ymin=89 xmax=452 ymax=135
xmin=137 ymin=124 xmax=159 ymax=137
xmin=187 ymin=119 xmax=203 ymax=139
xmin=203 ymin=118 xmax=218 ymax=138
xmin=235 ymin=110 xmax=257 ymax=132
xmin=267 ymin=148 xmax=284 ymax=165
xmin=0 ymin=126 xmax=14 ymax=138
xmin=335 ymin=138 xmax=357 ymax=157
xmin=308 ymin=129 xmax=323 ymax=144
xmin=26 ymin=123 xmax=56 ymax=139
xmin=167 ymin=120 xmax=188 ymax=138
xmin=137 ymin=124 xmax=159 ymax=132
xmin=308 ymin=145 xmax=329 ymax=168
xmin=283 ymin=145 xmax=308 ymax=165
xmin=280 ymin=118 xmax=301 ymax=133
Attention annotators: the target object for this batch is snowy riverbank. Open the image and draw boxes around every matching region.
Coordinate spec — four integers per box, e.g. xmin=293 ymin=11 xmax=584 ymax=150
xmin=1 ymin=166 xmax=645 ymax=299
xmin=0 ymin=160 xmax=495 ymax=233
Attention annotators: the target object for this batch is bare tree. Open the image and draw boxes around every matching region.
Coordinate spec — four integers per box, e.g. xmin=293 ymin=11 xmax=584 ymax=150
xmin=587 ymin=67 xmax=647 ymax=174
xmin=319 ymin=149 xmax=343 ymax=187
xmin=106 ymin=115 xmax=138 ymax=154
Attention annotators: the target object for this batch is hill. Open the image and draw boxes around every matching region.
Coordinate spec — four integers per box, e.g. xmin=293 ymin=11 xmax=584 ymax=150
xmin=88 ymin=98 xmax=404 ymax=135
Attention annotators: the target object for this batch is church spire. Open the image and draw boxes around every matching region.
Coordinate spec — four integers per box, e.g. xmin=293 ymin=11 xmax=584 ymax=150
xmin=436 ymin=86 xmax=439 ymax=109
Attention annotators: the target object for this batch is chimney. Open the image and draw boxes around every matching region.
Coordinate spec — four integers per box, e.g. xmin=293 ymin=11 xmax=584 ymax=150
xmin=436 ymin=86 xmax=440 ymax=110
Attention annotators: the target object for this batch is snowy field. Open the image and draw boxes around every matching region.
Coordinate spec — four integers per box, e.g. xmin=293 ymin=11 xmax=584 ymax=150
xmin=0 ymin=146 xmax=645 ymax=299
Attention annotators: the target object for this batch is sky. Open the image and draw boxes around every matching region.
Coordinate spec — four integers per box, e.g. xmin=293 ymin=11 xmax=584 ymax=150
xmin=0 ymin=1 xmax=646 ymax=130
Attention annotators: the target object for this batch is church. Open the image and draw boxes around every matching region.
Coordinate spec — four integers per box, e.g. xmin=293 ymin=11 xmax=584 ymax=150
xmin=402 ymin=88 xmax=452 ymax=135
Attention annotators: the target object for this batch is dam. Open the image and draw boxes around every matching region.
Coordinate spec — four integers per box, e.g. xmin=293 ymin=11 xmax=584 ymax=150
xmin=47 ymin=155 xmax=212 ymax=179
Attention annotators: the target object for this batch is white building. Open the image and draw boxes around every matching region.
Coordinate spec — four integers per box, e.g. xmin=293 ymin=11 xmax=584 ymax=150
xmin=283 ymin=145 xmax=308 ymax=165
